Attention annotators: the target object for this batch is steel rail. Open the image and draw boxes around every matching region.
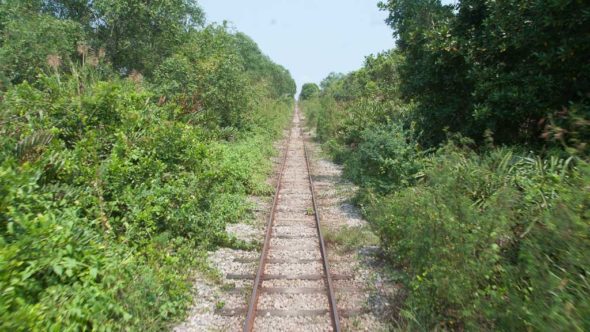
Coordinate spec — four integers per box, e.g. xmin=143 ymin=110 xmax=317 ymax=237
xmin=298 ymin=109 xmax=342 ymax=332
xmin=242 ymin=110 xmax=293 ymax=332
xmin=242 ymin=106 xmax=341 ymax=332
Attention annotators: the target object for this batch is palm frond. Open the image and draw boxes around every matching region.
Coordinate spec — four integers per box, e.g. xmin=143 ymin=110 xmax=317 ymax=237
xmin=15 ymin=130 xmax=54 ymax=162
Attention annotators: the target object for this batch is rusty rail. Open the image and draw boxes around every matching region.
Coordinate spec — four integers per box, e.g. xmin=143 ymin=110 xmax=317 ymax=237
xmin=242 ymin=106 xmax=341 ymax=332
xmin=242 ymin=111 xmax=292 ymax=332
xmin=299 ymin=111 xmax=342 ymax=332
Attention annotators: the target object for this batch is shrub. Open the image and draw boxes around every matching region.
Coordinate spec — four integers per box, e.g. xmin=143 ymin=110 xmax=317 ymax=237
xmin=0 ymin=12 xmax=85 ymax=85
xmin=344 ymin=123 xmax=421 ymax=193
xmin=299 ymin=83 xmax=320 ymax=100
xmin=302 ymin=1 xmax=590 ymax=329
xmin=0 ymin=51 xmax=293 ymax=329
xmin=368 ymin=145 xmax=590 ymax=330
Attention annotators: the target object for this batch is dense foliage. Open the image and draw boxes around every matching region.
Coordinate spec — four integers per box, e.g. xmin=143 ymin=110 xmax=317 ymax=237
xmin=0 ymin=1 xmax=295 ymax=330
xmin=302 ymin=0 xmax=589 ymax=330
xmin=379 ymin=0 xmax=590 ymax=148
xmin=299 ymin=83 xmax=320 ymax=101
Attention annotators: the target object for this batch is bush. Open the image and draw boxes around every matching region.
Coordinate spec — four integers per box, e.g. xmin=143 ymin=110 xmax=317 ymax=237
xmin=344 ymin=123 xmax=421 ymax=193
xmin=302 ymin=1 xmax=590 ymax=329
xmin=368 ymin=145 xmax=590 ymax=330
xmin=0 ymin=49 xmax=292 ymax=329
xmin=0 ymin=12 xmax=85 ymax=85
xmin=0 ymin=160 xmax=129 ymax=330
xmin=299 ymin=83 xmax=320 ymax=100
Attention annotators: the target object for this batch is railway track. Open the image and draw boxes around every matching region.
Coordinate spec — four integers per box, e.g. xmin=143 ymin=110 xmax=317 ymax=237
xmin=240 ymin=106 xmax=341 ymax=331
xmin=209 ymin=106 xmax=372 ymax=331
xmin=176 ymin=105 xmax=387 ymax=331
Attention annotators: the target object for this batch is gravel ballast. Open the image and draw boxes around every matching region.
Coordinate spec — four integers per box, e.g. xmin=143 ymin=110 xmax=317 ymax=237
xmin=176 ymin=111 xmax=400 ymax=331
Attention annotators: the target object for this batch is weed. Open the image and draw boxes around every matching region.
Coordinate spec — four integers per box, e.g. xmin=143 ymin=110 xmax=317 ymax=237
xmin=220 ymin=283 xmax=236 ymax=292
xmin=322 ymin=225 xmax=379 ymax=253
xmin=215 ymin=301 xmax=225 ymax=310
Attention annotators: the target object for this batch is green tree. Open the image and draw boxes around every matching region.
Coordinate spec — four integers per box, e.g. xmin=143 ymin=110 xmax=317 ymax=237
xmin=379 ymin=0 xmax=590 ymax=147
xmin=299 ymin=83 xmax=320 ymax=100
xmin=379 ymin=0 xmax=472 ymax=145
xmin=459 ymin=0 xmax=590 ymax=145
xmin=0 ymin=12 xmax=85 ymax=84
xmin=320 ymin=72 xmax=345 ymax=90
xmin=153 ymin=25 xmax=253 ymax=128
xmin=233 ymin=32 xmax=296 ymax=98
xmin=0 ymin=0 xmax=206 ymax=80
xmin=94 ymin=0 xmax=204 ymax=75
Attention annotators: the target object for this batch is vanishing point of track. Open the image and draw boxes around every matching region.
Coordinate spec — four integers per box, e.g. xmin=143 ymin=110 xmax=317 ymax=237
xmin=242 ymin=106 xmax=341 ymax=331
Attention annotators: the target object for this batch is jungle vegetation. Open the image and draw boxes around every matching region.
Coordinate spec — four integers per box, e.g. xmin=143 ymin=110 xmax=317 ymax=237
xmin=301 ymin=0 xmax=589 ymax=330
xmin=0 ymin=0 xmax=295 ymax=330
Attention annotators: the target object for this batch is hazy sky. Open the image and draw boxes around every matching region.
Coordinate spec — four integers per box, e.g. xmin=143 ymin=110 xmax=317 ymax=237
xmin=199 ymin=0 xmax=394 ymax=92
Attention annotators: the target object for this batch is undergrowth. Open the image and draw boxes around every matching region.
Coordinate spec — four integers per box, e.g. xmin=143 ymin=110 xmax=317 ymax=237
xmin=322 ymin=225 xmax=379 ymax=254
xmin=301 ymin=48 xmax=589 ymax=329
xmin=0 ymin=18 xmax=294 ymax=331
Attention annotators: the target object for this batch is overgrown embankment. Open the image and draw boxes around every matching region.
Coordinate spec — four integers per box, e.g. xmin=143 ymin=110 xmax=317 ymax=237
xmin=301 ymin=0 xmax=589 ymax=330
xmin=0 ymin=1 xmax=295 ymax=330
